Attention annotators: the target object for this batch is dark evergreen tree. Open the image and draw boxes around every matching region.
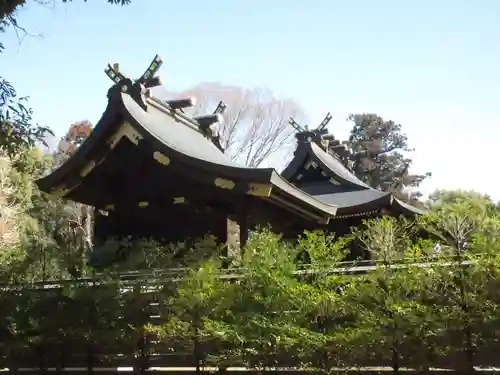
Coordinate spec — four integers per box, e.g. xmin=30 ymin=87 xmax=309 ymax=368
xmin=345 ymin=113 xmax=430 ymax=203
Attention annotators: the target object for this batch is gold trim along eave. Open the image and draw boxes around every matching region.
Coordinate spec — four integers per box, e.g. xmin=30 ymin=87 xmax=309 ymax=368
xmin=173 ymin=197 xmax=186 ymax=204
xmin=246 ymin=183 xmax=272 ymax=197
xmin=79 ymin=154 xmax=109 ymax=178
xmin=153 ymin=151 xmax=171 ymax=165
xmin=214 ymin=177 xmax=235 ymax=190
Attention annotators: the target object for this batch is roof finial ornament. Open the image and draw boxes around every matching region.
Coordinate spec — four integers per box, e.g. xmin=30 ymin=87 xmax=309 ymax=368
xmin=288 ymin=112 xmax=356 ymax=164
xmin=192 ymin=101 xmax=227 ymax=152
xmin=137 ymin=55 xmax=163 ymax=88
xmin=214 ymin=101 xmax=227 ymax=116
xmin=104 ymin=55 xmax=164 ymax=110
xmin=317 ymin=112 xmax=332 ymax=132
xmin=288 ymin=117 xmax=307 ymax=133
xmin=288 ymin=112 xmax=332 ymax=148
xmin=104 ymin=56 xmax=226 ymax=152
xmin=210 ymin=100 xmax=227 ymax=152
xmin=105 ymin=54 xmax=163 ymax=88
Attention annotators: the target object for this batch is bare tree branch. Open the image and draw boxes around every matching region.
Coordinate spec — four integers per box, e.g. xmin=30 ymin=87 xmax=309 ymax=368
xmin=169 ymin=83 xmax=304 ymax=167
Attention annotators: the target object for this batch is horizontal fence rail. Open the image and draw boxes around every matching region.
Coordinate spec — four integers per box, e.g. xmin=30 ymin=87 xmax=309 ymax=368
xmin=0 ymin=258 xmax=475 ymax=291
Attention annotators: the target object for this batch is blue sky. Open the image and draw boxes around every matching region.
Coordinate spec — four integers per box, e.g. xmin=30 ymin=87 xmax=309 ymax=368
xmin=1 ymin=0 xmax=499 ymax=200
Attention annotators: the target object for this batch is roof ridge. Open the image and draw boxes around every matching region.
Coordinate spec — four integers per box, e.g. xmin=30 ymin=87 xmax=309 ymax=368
xmin=105 ymin=54 xmax=226 ymax=152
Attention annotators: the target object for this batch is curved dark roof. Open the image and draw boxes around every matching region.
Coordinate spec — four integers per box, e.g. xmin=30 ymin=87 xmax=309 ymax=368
xmin=300 ymin=185 xmax=389 ymax=208
xmin=38 ymin=81 xmax=338 ymax=224
xmin=121 ymin=92 xmax=338 ymax=220
xmin=122 ymin=94 xmax=242 ymax=169
xmin=309 ymin=143 xmax=371 ymax=189
xmin=282 ymin=142 xmax=370 ymax=190
xmin=281 ymin=138 xmax=425 ymax=217
xmin=300 ymin=184 xmax=423 ymax=216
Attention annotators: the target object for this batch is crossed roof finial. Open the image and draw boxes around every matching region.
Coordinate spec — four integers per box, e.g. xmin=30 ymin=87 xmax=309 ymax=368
xmin=103 ymin=55 xmax=227 ymax=152
xmin=288 ymin=112 xmax=353 ymax=159
xmin=316 ymin=112 xmax=332 ymax=132
xmin=104 ymin=54 xmax=164 ymax=88
xmin=288 ymin=112 xmax=332 ymax=142
xmin=103 ymin=55 xmax=165 ymax=110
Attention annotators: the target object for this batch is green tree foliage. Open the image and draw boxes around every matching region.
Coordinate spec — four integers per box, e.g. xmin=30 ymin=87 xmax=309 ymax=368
xmin=343 ymin=217 xmax=445 ymax=372
xmin=0 ymin=2 xmax=50 ymax=157
xmin=346 ymin=218 xmax=408 ymax=370
xmin=8 ymin=120 xmax=96 ymax=281
xmin=0 ymin=139 xmax=499 ymax=373
xmin=0 ymin=147 xmax=54 ymax=282
xmin=295 ymin=231 xmax=356 ymax=371
xmin=0 ymin=118 xmax=96 ymax=282
xmin=219 ymin=230 xmax=326 ymax=368
xmin=0 ymin=0 xmax=130 ymax=158
xmin=147 ymin=230 xmax=344 ymax=370
xmin=1 ymin=221 xmax=500 ymax=371
xmin=0 ymin=144 xmax=97 ymax=282
xmin=427 ymin=188 xmax=498 ymax=216
xmin=345 ymin=113 xmax=430 ymax=203
xmin=46 ymin=120 xmax=94 ymax=278
xmin=0 ymin=152 xmax=24 ymax=271
xmin=0 ymin=70 xmax=52 ymax=158
xmin=0 ymin=0 xmax=131 ymax=281
xmin=416 ymin=201 xmax=500 ymax=371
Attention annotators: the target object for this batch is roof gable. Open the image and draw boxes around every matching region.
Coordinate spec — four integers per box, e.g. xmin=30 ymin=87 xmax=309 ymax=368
xmin=282 ymin=114 xmax=424 ymax=217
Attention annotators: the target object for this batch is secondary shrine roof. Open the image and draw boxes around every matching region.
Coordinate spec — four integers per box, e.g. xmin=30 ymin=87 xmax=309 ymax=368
xmin=282 ymin=115 xmax=425 ymax=218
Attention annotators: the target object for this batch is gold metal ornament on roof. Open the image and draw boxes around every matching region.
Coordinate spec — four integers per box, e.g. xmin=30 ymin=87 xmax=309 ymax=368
xmin=214 ymin=178 xmax=235 ymax=190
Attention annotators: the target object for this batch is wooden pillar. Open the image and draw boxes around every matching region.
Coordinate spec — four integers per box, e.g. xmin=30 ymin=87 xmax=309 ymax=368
xmin=227 ymin=205 xmax=250 ymax=260
xmin=239 ymin=212 xmax=249 ymax=254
